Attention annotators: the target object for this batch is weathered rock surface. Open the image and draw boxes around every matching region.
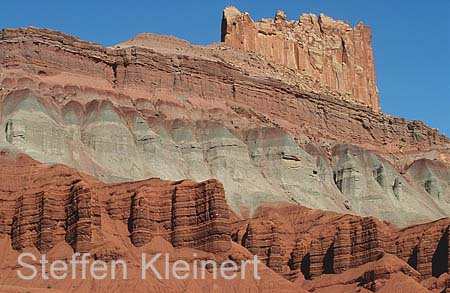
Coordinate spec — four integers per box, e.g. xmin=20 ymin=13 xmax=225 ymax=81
xmin=0 ymin=152 xmax=300 ymax=292
xmin=406 ymin=159 xmax=450 ymax=214
xmin=231 ymin=204 xmax=450 ymax=291
xmin=0 ymin=27 xmax=449 ymax=227
xmin=0 ymin=9 xmax=449 ymax=291
xmin=0 ymin=151 xmax=231 ymax=254
xmin=300 ymin=254 xmax=431 ymax=292
xmin=0 ymin=153 xmax=448 ymax=292
xmin=222 ymin=6 xmax=379 ymax=111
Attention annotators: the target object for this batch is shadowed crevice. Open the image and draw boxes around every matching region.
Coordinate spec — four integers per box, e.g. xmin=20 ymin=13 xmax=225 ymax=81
xmin=432 ymin=230 xmax=449 ymax=277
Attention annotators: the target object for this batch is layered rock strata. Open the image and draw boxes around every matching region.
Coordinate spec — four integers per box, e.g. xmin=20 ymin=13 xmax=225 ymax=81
xmin=231 ymin=204 xmax=450 ymax=289
xmin=0 ymin=27 xmax=449 ymax=227
xmin=0 ymin=152 xmax=231 ymax=254
xmin=0 ymin=7 xmax=449 ymax=292
xmin=222 ymin=6 xmax=379 ymax=111
xmin=0 ymin=153 xmax=448 ymax=291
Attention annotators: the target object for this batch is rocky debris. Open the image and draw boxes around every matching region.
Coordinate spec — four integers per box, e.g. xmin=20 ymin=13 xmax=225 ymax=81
xmin=222 ymin=6 xmax=379 ymax=111
xmin=422 ymin=273 xmax=450 ymax=292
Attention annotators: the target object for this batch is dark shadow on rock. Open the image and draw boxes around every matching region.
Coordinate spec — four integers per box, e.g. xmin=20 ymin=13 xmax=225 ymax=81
xmin=432 ymin=230 xmax=448 ymax=277
xmin=407 ymin=245 xmax=419 ymax=270
xmin=323 ymin=241 xmax=335 ymax=274
xmin=301 ymin=253 xmax=311 ymax=280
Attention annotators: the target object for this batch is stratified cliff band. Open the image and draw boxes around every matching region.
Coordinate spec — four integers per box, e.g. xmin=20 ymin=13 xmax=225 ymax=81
xmin=0 ymin=26 xmax=448 ymax=228
xmin=222 ymin=6 xmax=379 ymax=111
xmin=0 ymin=6 xmax=449 ymax=293
xmin=0 ymin=152 xmax=448 ymax=292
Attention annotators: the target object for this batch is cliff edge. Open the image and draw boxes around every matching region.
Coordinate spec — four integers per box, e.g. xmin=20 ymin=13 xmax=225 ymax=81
xmin=222 ymin=6 xmax=379 ymax=111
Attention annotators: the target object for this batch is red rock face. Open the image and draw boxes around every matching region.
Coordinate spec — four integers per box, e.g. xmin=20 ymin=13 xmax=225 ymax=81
xmin=0 ymin=15 xmax=449 ymax=292
xmin=0 ymin=27 xmax=445 ymax=160
xmin=232 ymin=204 xmax=450 ymax=291
xmin=2 ymin=27 xmax=449 ymax=229
xmin=0 ymin=151 xmax=231 ymax=255
xmin=0 ymin=152 xmax=448 ymax=292
xmin=222 ymin=7 xmax=380 ymax=111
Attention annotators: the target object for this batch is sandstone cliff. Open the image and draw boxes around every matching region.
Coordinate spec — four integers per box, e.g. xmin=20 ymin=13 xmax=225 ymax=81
xmin=0 ymin=152 xmax=231 ymax=255
xmin=0 ymin=27 xmax=449 ymax=228
xmin=0 ymin=4 xmax=449 ymax=291
xmin=222 ymin=6 xmax=380 ymax=111
xmin=0 ymin=152 xmax=448 ymax=292
xmin=231 ymin=204 xmax=450 ymax=289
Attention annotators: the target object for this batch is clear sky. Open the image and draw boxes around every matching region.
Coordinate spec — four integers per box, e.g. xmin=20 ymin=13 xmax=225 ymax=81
xmin=2 ymin=1 xmax=449 ymax=135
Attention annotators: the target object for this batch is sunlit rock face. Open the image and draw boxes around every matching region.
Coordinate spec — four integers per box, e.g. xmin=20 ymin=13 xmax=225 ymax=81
xmin=0 ymin=152 xmax=232 ymax=254
xmin=3 ymin=90 xmax=73 ymax=163
xmin=406 ymin=159 xmax=450 ymax=215
xmin=1 ymin=89 xmax=449 ymax=226
xmin=222 ymin=6 xmax=379 ymax=111
xmin=331 ymin=145 xmax=448 ymax=227
xmin=0 ymin=91 xmax=339 ymax=215
xmin=231 ymin=204 xmax=450 ymax=288
xmin=0 ymin=27 xmax=449 ymax=227
xmin=244 ymin=128 xmax=343 ymax=212
xmin=0 ymin=152 xmax=448 ymax=292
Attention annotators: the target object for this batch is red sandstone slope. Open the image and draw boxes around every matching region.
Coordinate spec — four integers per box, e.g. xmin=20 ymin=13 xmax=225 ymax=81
xmin=0 ymin=152 xmax=448 ymax=292
xmin=0 ymin=7 xmax=449 ymax=293
xmin=0 ymin=151 xmax=301 ymax=292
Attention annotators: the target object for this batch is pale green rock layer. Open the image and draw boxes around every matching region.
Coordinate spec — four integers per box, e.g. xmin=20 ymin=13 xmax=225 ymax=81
xmin=1 ymin=93 xmax=449 ymax=227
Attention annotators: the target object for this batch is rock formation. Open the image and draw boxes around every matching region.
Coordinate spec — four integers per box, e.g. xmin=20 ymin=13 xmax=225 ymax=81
xmin=0 ymin=152 xmax=448 ymax=292
xmin=0 ymin=7 xmax=449 ymax=292
xmin=231 ymin=204 xmax=450 ymax=287
xmin=0 ymin=151 xmax=231 ymax=255
xmin=0 ymin=27 xmax=449 ymax=227
xmin=222 ymin=6 xmax=379 ymax=111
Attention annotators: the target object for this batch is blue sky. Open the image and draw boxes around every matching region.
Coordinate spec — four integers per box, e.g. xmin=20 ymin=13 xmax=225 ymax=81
xmin=2 ymin=1 xmax=449 ymax=135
